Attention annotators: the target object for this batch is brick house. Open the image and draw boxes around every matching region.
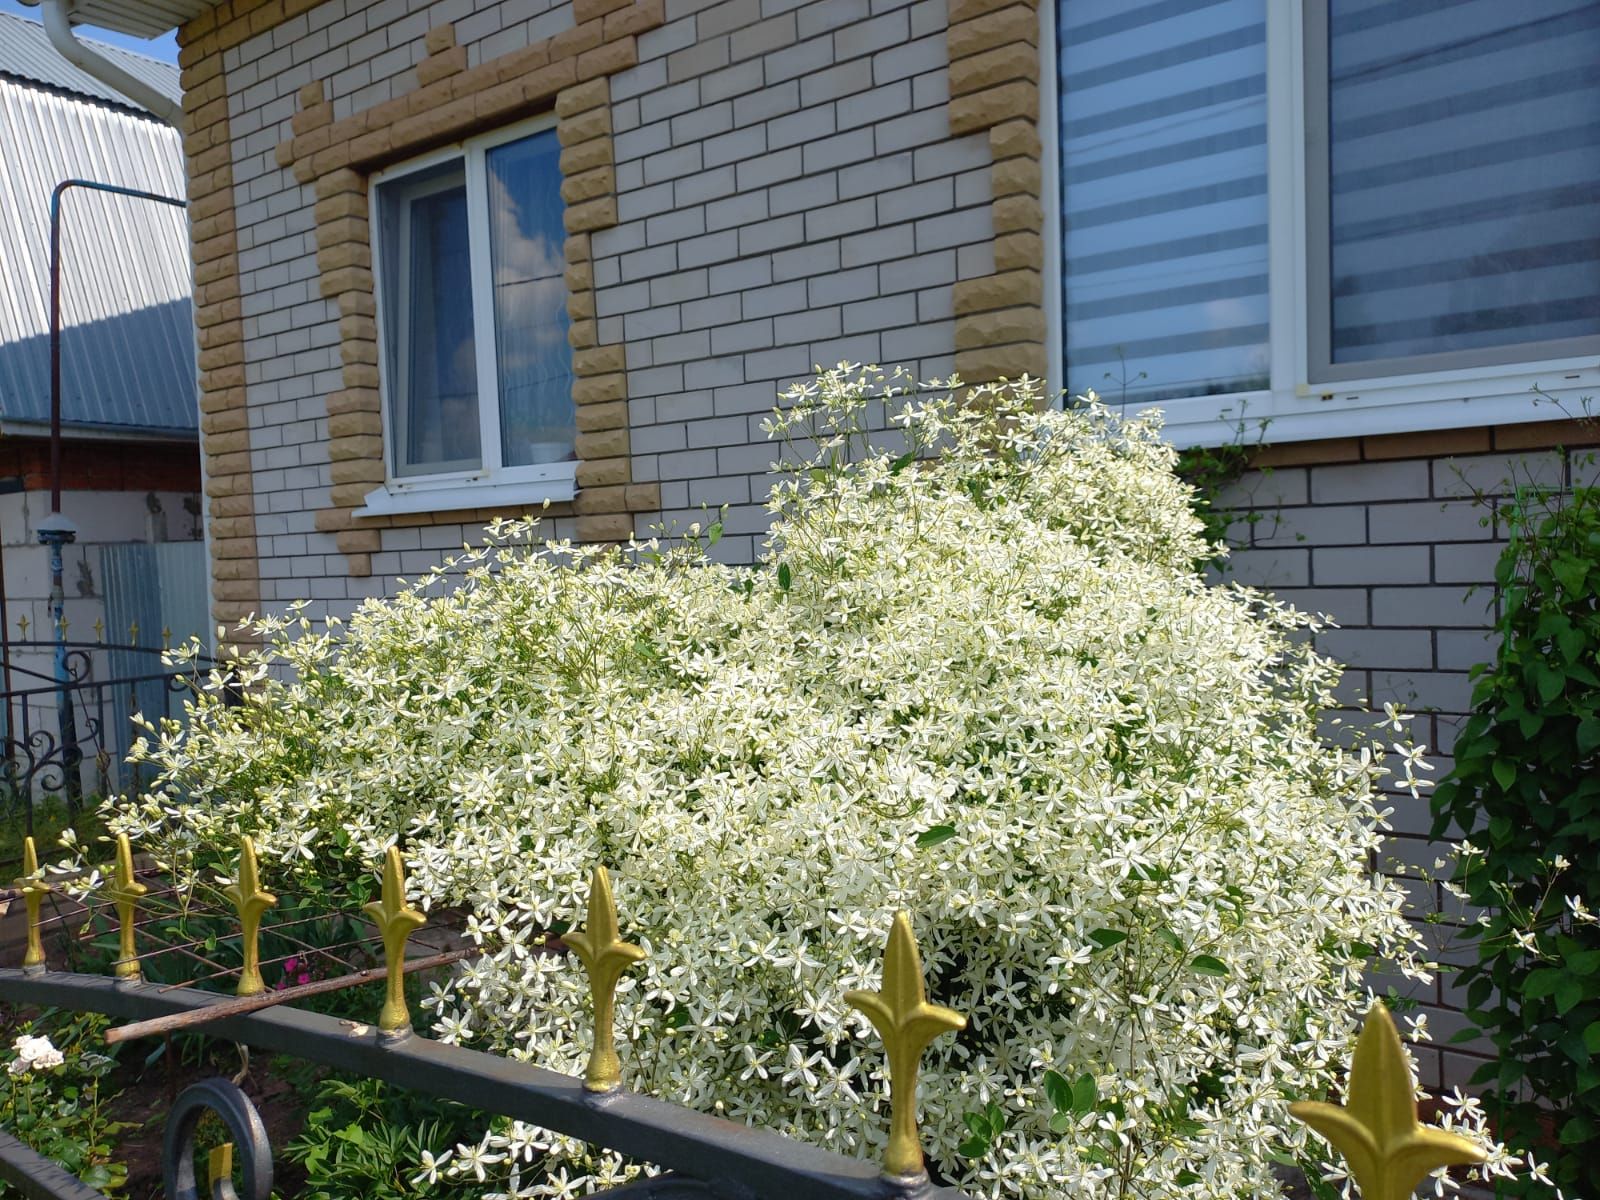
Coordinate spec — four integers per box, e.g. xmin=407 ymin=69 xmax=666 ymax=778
xmin=46 ymin=0 xmax=1600 ymax=1085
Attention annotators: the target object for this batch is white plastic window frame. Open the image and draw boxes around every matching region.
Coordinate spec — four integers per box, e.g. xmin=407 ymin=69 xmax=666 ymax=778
xmin=1040 ymin=0 xmax=1600 ymax=450
xmin=358 ymin=113 xmax=576 ymax=519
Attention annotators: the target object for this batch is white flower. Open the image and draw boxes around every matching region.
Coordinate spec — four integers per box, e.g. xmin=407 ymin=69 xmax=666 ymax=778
xmin=100 ymin=369 xmax=1461 ymax=1200
xmin=9 ymin=1035 xmax=63 ymax=1074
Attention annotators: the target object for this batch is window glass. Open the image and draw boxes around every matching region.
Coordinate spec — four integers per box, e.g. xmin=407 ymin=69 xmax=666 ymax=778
xmin=1057 ymin=0 xmax=1270 ymax=405
xmin=378 ymin=159 xmax=481 ymax=475
xmin=486 ymin=129 xmax=575 ymax=467
xmin=1327 ymin=0 xmax=1600 ymax=365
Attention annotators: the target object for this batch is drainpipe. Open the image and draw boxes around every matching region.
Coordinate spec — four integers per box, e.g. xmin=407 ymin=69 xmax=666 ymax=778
xmin=39 ymin=0 xmax=182 ymax=127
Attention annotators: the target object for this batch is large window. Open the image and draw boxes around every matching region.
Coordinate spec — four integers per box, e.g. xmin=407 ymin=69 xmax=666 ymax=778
xmin=1052 ymin=0 xmax=1600 ymax=442
xmin=367 ymin=118 xmax=573 ymax=513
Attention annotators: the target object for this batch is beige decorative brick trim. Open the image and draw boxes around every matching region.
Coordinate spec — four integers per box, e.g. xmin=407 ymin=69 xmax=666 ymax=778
xmin=946 ymin=0 xmax=1046 ymax=383
xmin=179 ymin=43 xmax=261 ymax=647
xmin=273 ymin=9 xmax=664 ymax=573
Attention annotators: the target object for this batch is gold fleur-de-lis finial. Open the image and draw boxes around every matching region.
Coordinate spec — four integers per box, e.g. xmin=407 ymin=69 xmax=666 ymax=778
xmin=17 ymin=614 xmax=28 ymax=638
xmin=93 ymin=617 xmax=104 ymax=643
xmin=129 ymin=620 xmax=139 ymax=644
xmin=161 ymin=625 xmax=172 ymax=651
xmin=223 ymin=836 xmax=277 ymax=996
xmin=208 ymin=1142 xmax=234 ymax=1200
xmin=1290 ymin=1003 xmax=1486 ymax=1200
xmin=564 ymin=866 xmax=646 ymax=1093
xmin=108 ymin=834 xmax=147 ymax=982
xmin=14 ymin=836 xmax=51 ymax=973
xmin=362 ymin=846 xmax=425 ymax=1037
xmin=845 ymin=912 xmax=967 ymax=1181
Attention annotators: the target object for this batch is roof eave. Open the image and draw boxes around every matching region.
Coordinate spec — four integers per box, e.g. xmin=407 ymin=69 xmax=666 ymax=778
xmin=16 ymin=0 xmax=219 ymax=42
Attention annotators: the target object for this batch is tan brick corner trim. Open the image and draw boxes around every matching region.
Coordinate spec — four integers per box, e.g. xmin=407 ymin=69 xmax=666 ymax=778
xmin=180 ymin=38 xmax=261 ymax=646
xmin=275 ymin=4 xmax=664 ymax=573
xmin=946 ymin=0 xmax=1045 ymax=383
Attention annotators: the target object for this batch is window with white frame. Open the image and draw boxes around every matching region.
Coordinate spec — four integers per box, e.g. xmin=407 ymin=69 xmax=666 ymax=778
xmin=365 ymin=117 xmax=574 ymax=513
xmin=1050 ymin=0 xmax=1600 ymax=443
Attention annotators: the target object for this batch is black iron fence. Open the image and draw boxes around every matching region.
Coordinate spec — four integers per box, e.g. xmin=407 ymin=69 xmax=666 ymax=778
xmin=0 ymin=639 xmax=215 ymax=853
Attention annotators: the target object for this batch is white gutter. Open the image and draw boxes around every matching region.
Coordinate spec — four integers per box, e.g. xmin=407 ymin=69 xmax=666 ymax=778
xmin=40 ymin=0 xmax=182 ymax=126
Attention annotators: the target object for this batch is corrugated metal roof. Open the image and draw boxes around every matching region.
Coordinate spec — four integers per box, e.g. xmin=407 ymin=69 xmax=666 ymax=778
xmin=0 ymin=11 xmax=179 ymax=114
xmin=0 ymin=69 xmax=195 ymax=436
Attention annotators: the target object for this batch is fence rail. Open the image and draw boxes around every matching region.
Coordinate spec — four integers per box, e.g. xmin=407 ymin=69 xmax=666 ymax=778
xmin=0 ymin=640 xmax=216 ymax=850
xmin=1 ymin=833 xmax=1488 ymax=1200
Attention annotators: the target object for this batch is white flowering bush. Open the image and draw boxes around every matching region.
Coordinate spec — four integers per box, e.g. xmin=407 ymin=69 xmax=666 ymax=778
xmin=109 ymin=369 xmax=1496 ymax=1200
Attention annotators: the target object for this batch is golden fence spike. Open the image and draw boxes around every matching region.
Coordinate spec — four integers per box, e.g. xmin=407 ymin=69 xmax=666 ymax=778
xmin=16 ymin=614 xmax=27 ymax=638
xmin=129 ymin=620 xmax=139 ymax=644
xmin=223 ymin=836 xmax=278 ymax=996
xmin=108 ymin=833 xmax=148 ymax=982
xmin=1290 ymin=1003 xmax=1485 ymax=1200
xmin=564 ymin=865 xmax=646 ymax=1093
xmin=14 ymin=836 xmax=51 ymax=973
xmin=92 ymin=617 xmax=104 ymax=643
xmin=362 ymin=846 xmax=425 ymax=1038
xmin=845 ymin=912 xmax=967 ymax=1182
xmin=207 ymin=1142 xmax=234 ymax=1200
xmin=161 ymin=625 xmax=172 ymax=651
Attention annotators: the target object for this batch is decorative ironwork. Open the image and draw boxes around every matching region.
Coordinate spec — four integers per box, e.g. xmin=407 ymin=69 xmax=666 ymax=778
xmin=564 ymin=865 xmax=646 ymax=1093
xmin=362 ymin=845 xmax=425 ymax=1039
xmin=222 ymin=837 xmax=276 ymax=997
xmin=161 ymin=1077 xmax=272 ymax=1200
xmin=107 ymin=833 xmax=147 ymax=982
xmin=14 ymin=836 xmax=50 ymax=974
xmin=1 ymin=640 xmax=220 ymax=860
xmin=845 ymin=911 xmax=967 ymax=1182
xmin=1290 ymin=1003 xmax=1485 ymax=1200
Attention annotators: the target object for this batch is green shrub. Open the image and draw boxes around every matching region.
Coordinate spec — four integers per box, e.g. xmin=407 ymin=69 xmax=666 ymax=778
xmin=1431 ymin=483 xmax=1600 ymax=1194
xmin=106 ymin=370 xmax=1508 ymax=1200
xmin=0 ymin=1012 xmax=131 ymax=1195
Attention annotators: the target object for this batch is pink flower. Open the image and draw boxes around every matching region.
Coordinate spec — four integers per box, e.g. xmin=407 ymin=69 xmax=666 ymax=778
xmin=297 ymin=972 xmax=311 ymax=985
xmin=282 ymin=957 xmax=299 ymax=972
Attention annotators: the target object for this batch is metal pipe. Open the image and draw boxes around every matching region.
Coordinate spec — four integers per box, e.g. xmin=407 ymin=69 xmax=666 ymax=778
xmin=39 ymin=0 xmax=183 ymax=127
xmin=48 ymin=178 xmax=187 ymax=515
xmin=42 ymin=179 xmax=186 ymax=807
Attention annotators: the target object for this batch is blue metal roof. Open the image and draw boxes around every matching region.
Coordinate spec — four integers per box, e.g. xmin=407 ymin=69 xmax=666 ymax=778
xmin=0 ymin=16 xmax=195 ymax=438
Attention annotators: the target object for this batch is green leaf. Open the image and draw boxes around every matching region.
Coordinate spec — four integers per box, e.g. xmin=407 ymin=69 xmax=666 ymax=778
xmin=1190 ymin=954 xmax=1230 ymax=977
xmin=1089 ymin=928 xmax=1127 ymax=951
xmin=1491 ymin=759 xmax=1517 ymax=791
xmin=916 ymin=824 xmax=957 ymax=848
xmin=1043 ymin=1069 xmax=1073 ymax=1113
xmin=1048 ymin=1111 xmax=1073 ymax=1134
xmin=957 ymin=1135 xmax=989 ymax=1159
xmin=1556 ymin=977 xmax=1586 ymax=1016
xmin=1070 ymin=1073 xmax=1098 ymax=1114
xmin=777 ymin=562 xmax=792 ymax=592
xmin=890 ymin=450 xmax=916 ymax=474
xmin=964 ymin=1112 xmax=989 ymax=1138
xmin=707 ymin=521 xmax=723 ymax=547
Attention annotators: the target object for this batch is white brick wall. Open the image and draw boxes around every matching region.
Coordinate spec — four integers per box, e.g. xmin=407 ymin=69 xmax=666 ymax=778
xmin=225 ymin=0 xmax=991 ymax=612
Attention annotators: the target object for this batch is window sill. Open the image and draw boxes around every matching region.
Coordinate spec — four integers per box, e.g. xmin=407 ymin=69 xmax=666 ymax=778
xmin=1134 ymin=357 xmax=1600 ymax=449
xmin=353 ymin=475 xmax=577 ymax=519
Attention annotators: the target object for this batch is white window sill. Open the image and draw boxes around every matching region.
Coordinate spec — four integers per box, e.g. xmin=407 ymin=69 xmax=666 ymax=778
xmin=353 ymin=476 xmax=577 ymax=518
xmin=1127 ymin=356 xmax=1600 ymax=449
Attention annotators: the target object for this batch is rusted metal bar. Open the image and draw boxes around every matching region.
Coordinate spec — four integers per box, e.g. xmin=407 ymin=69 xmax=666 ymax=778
xmin=103 ymin=948 xmax=474 ymax=1043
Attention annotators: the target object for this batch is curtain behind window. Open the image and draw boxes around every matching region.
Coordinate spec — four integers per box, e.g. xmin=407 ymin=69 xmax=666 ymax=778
xmin=1057 ymin=0 xmax=1270 ymax=406
xmin=1327 ymin=0 xmax=1600 ymax=364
